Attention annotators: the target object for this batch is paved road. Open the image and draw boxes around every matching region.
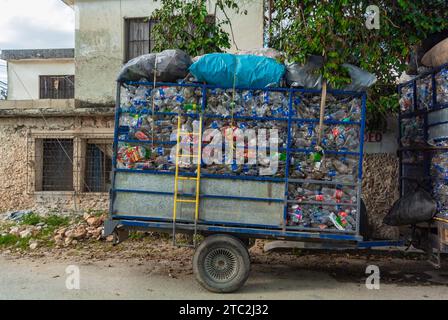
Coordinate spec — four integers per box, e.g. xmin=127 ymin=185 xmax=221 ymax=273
xmin=0 ymin=255 xmax=447 ymax=299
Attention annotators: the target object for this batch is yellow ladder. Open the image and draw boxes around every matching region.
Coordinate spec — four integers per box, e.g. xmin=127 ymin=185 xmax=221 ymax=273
xmin=172 ymin=114 xmax=202 ymax=247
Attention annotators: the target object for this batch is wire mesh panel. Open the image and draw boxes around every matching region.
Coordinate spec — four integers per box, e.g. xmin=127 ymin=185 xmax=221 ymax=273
xmin=84 ymin=143 xmax=112 ymax=192
xmin=42 ymin=139 xmax=74 ymax=191
xmin=112 ymin=82 xmax=366 ymax=236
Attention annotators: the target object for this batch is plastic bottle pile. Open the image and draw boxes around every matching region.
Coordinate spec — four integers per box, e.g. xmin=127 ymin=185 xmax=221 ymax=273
xmin=287 ymin=183 xmax=358 ymax=230
xmin=431 ymin=149 xmax=448 ymax=217
xmin=436 ymin=68 xmax=448 ymax=105
xmin=117 ymin=84 xmax=363 ymax=231
xmin=399 ymin=66 xmax=448 ymax=219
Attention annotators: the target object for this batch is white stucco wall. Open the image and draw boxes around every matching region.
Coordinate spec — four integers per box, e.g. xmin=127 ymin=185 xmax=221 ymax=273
xmin=74 ymin=0 xmax=264 ymax=105
xmin=7 ymin=59 xmax=75 ymax=100
xmin=364 ymin=116 xmax=399 ymax=154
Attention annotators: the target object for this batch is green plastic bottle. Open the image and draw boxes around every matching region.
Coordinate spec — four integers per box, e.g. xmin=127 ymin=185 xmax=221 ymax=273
xmin=183 ymin=103 xmax=197 ymax=111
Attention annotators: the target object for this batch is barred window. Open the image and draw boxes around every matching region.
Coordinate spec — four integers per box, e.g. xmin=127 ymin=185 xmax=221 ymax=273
xmin=125 ymin=18 xmax=157 ymax=62
xmin=40 ymin=139 xmax=74 ymax=191
xmin=84 ymin=142 xmax=112 ymax=192
xmin=39 ymin=75 xmax=74 ymax=99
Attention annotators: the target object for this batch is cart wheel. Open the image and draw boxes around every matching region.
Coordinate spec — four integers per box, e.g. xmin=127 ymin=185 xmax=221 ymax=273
xmin=193 ymin=234 xmax=250 ymax=293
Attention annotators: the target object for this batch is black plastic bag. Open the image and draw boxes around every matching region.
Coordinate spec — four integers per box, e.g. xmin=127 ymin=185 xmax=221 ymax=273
xmin=286 ymin=56 xmax=377 ymax=91
xmin=383 ymin=187 xmax=437 ymax=226
xmin=117 ymin=49 xmax=192 ymax=82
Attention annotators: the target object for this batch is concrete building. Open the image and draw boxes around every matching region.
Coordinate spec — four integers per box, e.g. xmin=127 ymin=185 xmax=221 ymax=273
xmin=1 ymin=49 xmax=75 ymax=100
xmin=0 ymin=48 xmax=114 ymax=214
xmin=0 ymin=0 xmax=266 ymax=214
xmin=63 ymin=0 xmax=264 ymax=106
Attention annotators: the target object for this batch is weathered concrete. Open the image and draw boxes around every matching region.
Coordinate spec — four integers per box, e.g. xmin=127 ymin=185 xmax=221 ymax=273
xmin=73 ymin=0 xmax=264 ymax=105
xmin=4 ymin=59 xmax=75 ymax=100
xmin=0 ymin=115 xmax=113 ymax=213
xmin=0 ymin=99 xmax=114 ymax=117
xmin=0 ymin=49 xmax=74 ymax=61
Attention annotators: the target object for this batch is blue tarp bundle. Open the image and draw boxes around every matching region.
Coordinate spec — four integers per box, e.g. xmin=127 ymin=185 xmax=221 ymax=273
xmin=189 ymin=53 xmax=285 ymax=88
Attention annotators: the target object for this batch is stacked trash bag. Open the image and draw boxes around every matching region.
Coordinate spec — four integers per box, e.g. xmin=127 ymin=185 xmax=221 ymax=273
xmin=116 ymin=48 xmax=376 ymax=231
xmin=398 ymin=64 xmax=448 ymax=220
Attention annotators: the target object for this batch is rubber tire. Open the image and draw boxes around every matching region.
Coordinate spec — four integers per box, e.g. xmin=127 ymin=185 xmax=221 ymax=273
xmin=193 ymin=234 xmax=250 ymax=293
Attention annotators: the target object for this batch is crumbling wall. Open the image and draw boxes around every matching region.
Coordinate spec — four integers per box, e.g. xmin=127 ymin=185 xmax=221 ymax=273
xmin=0 ymin=118 xmax=36 ymax=211
xmin=362 ymin=153 xmax=400 ymax=239
xmin=0 ymin=115 xmax=113 ymax=214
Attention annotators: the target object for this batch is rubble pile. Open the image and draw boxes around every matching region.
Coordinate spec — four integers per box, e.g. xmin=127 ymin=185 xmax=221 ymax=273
xmin=0 ymin=212 xmax=111 ymax=251
xmin=53 ymin=213 xmax=111 ymax=246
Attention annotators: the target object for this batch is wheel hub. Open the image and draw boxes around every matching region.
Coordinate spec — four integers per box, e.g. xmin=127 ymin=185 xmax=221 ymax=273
xmin=204 ymin=248 xmax=238 ymax=282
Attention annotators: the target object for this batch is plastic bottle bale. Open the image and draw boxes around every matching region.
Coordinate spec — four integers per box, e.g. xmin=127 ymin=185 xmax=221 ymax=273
xmin=431 ymin=151 xmax=448 ymax=218
xmin=436 ymin=68 xmax=448 ymax=105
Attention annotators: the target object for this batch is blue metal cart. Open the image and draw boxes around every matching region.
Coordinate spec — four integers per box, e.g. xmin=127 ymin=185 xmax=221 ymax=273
xmin=397 ymin=63 xmax=448 ymax=268
xmin=105 ymin=80 xmax=404 ymax=292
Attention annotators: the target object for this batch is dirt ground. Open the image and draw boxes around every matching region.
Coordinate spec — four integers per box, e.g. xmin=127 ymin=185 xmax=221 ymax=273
xmin=2 ymin=235 xmax=448 ymax=287
xmin=1 ymin=212 xmax=448 ymax=299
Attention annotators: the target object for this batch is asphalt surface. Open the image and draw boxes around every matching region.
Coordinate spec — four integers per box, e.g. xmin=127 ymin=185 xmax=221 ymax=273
xmin=0 ymin=255 xmax=447 ymax=300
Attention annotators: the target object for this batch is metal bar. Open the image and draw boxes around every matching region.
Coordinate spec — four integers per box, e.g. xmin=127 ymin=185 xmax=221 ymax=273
xmin=176 ymin=199 xmax=196 ymax=203
xmin=283 ymin=91 xmax=294 ymax=231
xmin=398 ymin=84 xmax=404 ymax=196
xmin=109 ymin=83 xmax=122 ymax=220
xmin=178 ymin=154 xmax=198 ymax=158
xmin=285 ymin=225 xmax=357 ymax=234
xmin=291 ymin=118 xmax=362 ymax=126
xmin=193 ymin=113 xmax=203 ymax=244
xmin=287 ymin=178 xmax=357 ymax=186
xmin=358 ymin=93 xmax=367 ymax=180
xmin=357 ymin=240 xmax=405 ymax=248
xmin=122 ymin=80 xmax=366 ymax=96
xmin=290 ymin=148 xmax=360 ymax=156
xmin=355 ymin=92 xmax=367 ymax=236
xmin=427 ymin=120 xmax=448 ymax=128
xmin=112 ymin=214 xmax=281 ymax=230
xmin=178 ymin=177 xmax=198 ymax=181
xmin=399 ymin=103 xmax=448 ymax=119
xmin=117 ymin=219 xmax=363 ymax=241
xmin=119 ymin=139 xmax=281 ymax=152
xmin=118 ymin=139 xmax=176 ymax=145
xmin=286 ymin=200 xmax=357 ymax=207
xmin=432 ymin=72 xmax=437 ymax=108
xmin=120 ymin=109 xmax=361 ymax=126
xmin=172 ymin=115 xmax=182 ymax=244
xmin=114 ymin=168 xmax=286 ymax=182
xmin=202 ymin=113 xmax=288 ymax=122
xmin=112 ymin=188 xmax=284 ymax=203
